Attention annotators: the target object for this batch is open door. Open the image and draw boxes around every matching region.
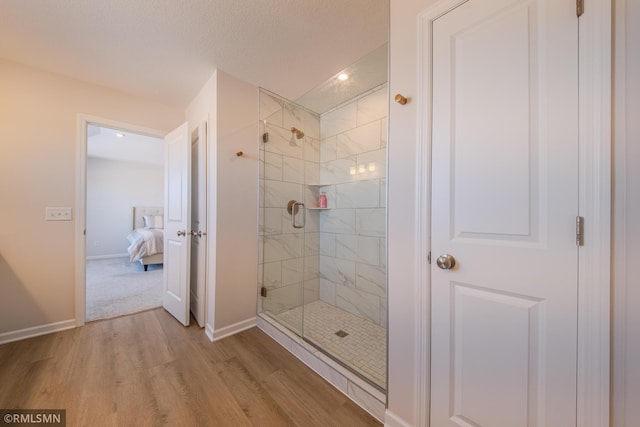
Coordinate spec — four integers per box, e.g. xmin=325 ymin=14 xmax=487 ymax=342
xmin=163 ymin=122 xmax=191 ymax=326
xmin=190 ymin=121 xmax=207 ymax=327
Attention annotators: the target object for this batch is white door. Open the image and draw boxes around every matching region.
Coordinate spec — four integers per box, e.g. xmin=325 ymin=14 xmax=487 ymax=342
xmin=430 ymin=0 xmax=578 ymax=426
xmin=163 ymin=122 xmax=191 ymax=326
xmin=190 ymin=122 xmax=207 ymax=327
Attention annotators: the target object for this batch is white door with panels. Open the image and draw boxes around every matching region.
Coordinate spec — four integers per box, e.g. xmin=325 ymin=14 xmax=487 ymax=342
xmin=190 ymin=122 xmax=207 ymax=327
xmin=430 ymin=0 xmax=579 ymax=426
xmin=163 ymin=122 xmax=191 ymax=326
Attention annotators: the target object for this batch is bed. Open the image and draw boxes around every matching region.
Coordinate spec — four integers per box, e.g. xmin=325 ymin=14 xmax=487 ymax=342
xmin=126 ymin=206 xmax=164 ymax=271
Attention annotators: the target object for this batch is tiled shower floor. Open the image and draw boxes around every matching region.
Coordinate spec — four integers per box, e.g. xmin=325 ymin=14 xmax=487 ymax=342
xmin=275 ymin=300 xmax=387 ymax=389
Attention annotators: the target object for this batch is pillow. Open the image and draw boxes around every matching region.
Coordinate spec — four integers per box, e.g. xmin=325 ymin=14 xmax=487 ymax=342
xmin=142 ymin=215 xmax=154 ymax=229
xmin=153 ymin=215 xmax=164 ymax=229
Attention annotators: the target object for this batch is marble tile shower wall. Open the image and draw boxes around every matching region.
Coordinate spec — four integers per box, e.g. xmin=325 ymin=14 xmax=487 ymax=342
xmin=318 ymin=85 xmax=388 ymax=327
xmin=258 ymin=90 xmax=322 ymax=319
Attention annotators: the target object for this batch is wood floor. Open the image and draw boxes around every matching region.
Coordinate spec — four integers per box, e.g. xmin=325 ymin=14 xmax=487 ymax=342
xmin=0 ymin=309 xmax=382 ymax=426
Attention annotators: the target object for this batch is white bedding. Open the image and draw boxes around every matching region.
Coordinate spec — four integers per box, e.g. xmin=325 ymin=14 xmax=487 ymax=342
xmin=126 ymin=228 xmax=164 ymax=262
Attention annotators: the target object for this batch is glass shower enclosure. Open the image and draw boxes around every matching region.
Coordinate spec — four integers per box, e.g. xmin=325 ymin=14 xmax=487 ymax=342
xmin=258 ymin=45 xmax=388 ymax=391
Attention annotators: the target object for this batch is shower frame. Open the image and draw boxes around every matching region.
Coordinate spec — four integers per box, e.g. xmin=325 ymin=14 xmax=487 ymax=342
xmin=257 ymin=86 xmax=389 ymax=392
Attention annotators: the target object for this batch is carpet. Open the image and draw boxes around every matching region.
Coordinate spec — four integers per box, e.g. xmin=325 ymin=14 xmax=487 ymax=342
xmin=85 ymin=257 xmax=163 ymax=322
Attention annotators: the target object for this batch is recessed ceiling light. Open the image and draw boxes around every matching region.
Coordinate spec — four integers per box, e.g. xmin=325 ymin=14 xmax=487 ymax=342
xmin=115 ymin=133 xmax=125 ymax=138
xmin=337 ymin=73 xmax=349 ymax=81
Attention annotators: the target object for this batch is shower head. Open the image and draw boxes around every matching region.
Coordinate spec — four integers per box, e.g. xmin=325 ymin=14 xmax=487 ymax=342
xmin=290 ymin=127 xmax=304 ymax=139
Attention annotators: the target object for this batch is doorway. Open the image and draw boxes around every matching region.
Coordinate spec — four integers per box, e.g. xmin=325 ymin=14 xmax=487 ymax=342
xmin=76 ymin=116 xmax=207 ymax=327
xmin=427 ymin=0 xmax=581 ymax=425
xmin=75 ymin=115 xmax=169 ymax=325
xmin=85 ymin=124 xmax=165 ymax=321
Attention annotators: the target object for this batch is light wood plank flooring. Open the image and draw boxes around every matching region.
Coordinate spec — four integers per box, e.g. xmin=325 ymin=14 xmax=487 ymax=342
xmin=0 ymin=308 xmax=382 ymax=426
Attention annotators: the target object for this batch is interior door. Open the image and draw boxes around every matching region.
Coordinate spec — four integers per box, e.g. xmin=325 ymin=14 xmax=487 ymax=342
xmin=430 ymin=1 xmax=578 ymax=426
xmin=163 ymin=122 xmax=191 ymax=326
xmin=190 ymin=122 xmax=207 ymax=327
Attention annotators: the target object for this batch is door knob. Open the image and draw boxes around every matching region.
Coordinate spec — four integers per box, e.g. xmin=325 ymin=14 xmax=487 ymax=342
xmin=177 ymin=230 xmax=186 ymax=236
xmin=436 ymin=254 xmax=456 ymax=270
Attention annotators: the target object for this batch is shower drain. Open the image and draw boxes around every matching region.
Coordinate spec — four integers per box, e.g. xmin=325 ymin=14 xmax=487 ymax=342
xmin=335 ymin=330 xmax=349 ymax=338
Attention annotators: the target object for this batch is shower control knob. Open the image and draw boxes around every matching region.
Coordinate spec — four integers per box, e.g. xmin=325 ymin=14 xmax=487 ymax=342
xmin=436 ymin=254 xmax=456 ymax=270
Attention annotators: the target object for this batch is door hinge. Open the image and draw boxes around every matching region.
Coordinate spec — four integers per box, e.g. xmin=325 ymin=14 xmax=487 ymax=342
xmin=260 ymin=287 xmax=268 ymax=297
xmin=576 ymin=216 xmax=584 ymax=246
xmin=428 ymin=251 xmax=431 ymax=264
xmin=577 ymin=0 xmax=584 ymax=17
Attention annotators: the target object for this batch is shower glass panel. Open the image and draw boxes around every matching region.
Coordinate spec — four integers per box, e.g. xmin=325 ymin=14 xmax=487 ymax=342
xmin=258 ymin=43 xmax=388 ymax=391
xmin=258 ymin=89 xmax=318 ymax=335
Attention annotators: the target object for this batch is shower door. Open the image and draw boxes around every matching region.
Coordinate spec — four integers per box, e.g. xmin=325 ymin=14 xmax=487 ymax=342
xmin=258 ymin=80 xmax=388 ymax=392
xmin=258 ymin=89 xmax=318 ymax=335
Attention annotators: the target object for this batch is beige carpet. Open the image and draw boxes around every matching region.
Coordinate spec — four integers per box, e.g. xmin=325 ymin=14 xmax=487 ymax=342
xmin=85 ymin=257 xmax=163 ymax=322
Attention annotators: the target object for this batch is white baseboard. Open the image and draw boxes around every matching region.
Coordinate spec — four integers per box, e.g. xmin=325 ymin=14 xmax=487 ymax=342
xmin=205 ymin=323 xmax=215 ymax=342
xmin=384 ymin=410 xmax=413 ymax=427
xmin=211 ymin=317 xmax=256 ymax=341
xmin=86 ymin=253 xmax=128 ymax=260
xmin=0 ymin=319 xmax=76 ymax=345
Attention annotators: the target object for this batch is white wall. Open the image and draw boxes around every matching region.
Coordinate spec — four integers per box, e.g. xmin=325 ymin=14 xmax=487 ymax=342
xmin=213 ymin=70 xmax=259 ymax=333
xmin=387 ymin=1 xmax=438 ymax=424
xmin=86 ymin=157 xmax=163 ymax=258
xmin=0 ymin=58 xmax=183 ymax=337
xmin=613 ymin=0 xmax=640 ymax=425
xmin=186 ymin=70 xmax=259 ymax=339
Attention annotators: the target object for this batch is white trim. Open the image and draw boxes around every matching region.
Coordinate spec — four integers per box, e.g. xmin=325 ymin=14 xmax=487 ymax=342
xmin=205 ymin=109 xmax=218 ymax=344
xmin=205 ymin=324 xmax=215 ymax=341
xmin=75 ymin=114 xmax=166 ymax=327
xmin=612 ymin=0 xmax=627 ymax=424
xmin=210 ymin=317 xmax=256 ymax=341
xmin=0 ymin=319 xmax=76 ymax=345
xmin=411 ymin=0 xmax=611 ymax=426
xmin=414 ymin=3 xmax=471 ymax=426
xmin=577 ymin=1 xmax=612 ymax=426
xmin=385 ymin=411 xmax=414 ymax=427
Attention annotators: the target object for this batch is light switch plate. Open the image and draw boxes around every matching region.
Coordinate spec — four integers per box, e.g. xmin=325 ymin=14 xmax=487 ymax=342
xmin=46 ymin=207 xmax=72 ymax=221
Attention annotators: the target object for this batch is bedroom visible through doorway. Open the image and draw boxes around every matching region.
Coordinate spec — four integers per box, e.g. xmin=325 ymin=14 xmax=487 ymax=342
xmin=85 ymin=125 xmax=165 ymax=321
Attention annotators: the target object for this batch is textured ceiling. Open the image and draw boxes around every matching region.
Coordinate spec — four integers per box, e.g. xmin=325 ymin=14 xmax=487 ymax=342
xmin=88 ymin=125 xmax=164 ymax=165
xmin=0 ymin=0 xmax=389 ymax=108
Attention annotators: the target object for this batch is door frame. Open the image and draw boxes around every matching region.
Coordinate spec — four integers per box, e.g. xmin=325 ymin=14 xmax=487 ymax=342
xmin=74 ymin=114 xmax=167 ymax=326
xmin=190 ymin=121 xmax=208 ymax=327
xmin=409 ymin=0 xmax=611 ymax=425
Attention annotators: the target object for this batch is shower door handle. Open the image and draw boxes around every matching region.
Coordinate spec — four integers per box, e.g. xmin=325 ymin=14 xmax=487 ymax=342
xmin=292 ymin=202 xmax=305 ymax=229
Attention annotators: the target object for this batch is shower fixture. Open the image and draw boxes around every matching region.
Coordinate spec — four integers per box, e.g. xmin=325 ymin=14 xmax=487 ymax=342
xmin=262 ymin=120 xmax=269 ymax=143
xmin=291 ymin=127 xmax=304 ymax=139
xmin=289 ymin=127 xmax=304 ymax=147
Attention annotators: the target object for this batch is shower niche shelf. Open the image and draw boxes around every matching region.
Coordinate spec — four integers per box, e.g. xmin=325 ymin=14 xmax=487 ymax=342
xmin=306 ymin=184 xmax=332 ymax=210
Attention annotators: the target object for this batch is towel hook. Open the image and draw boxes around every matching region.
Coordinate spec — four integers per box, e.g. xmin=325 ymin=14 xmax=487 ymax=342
xmin=394 ymin=93 xmax=409 ymax=105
